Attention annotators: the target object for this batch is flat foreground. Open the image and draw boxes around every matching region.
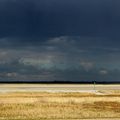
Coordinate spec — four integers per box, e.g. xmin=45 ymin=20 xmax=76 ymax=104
xmin=0 ymin=84 xmax=120 ymax=93
xmin=0 ymin=87 xmax=120 ymax=119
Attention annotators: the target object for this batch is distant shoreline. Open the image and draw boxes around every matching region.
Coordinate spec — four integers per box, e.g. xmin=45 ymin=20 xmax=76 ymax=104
xmin=0 ymin=81 xmax=120 ymax=84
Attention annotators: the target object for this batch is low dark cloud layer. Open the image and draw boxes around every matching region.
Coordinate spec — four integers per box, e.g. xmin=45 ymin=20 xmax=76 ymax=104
xmin=0 ymin=37 xmax=120 ymax=82
xmin=0 ymin=0 xmax=120 ymax=82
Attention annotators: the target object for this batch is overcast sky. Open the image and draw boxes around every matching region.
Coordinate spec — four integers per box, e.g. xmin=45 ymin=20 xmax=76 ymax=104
xmin=0 ymin=0 xmax=120 ymax=82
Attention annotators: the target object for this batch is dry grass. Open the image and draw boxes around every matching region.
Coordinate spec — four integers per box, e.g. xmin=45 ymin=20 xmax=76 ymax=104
xmin=0 ymin=91 xmax=120 ymax=120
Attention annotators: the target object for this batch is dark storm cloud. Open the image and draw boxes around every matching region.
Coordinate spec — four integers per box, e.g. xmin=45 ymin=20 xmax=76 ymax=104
xmin=0 ymin=0 xmax=114 ymax=39
xmin=0 ymin=0 xmax=120 ymax=82
xmin=0 ymin=0 xmax=119 ymax=44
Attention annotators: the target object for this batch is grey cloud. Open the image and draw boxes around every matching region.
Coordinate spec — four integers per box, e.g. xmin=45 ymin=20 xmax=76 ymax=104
xmin=0 ymin=36 xmax=120 ymax=66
